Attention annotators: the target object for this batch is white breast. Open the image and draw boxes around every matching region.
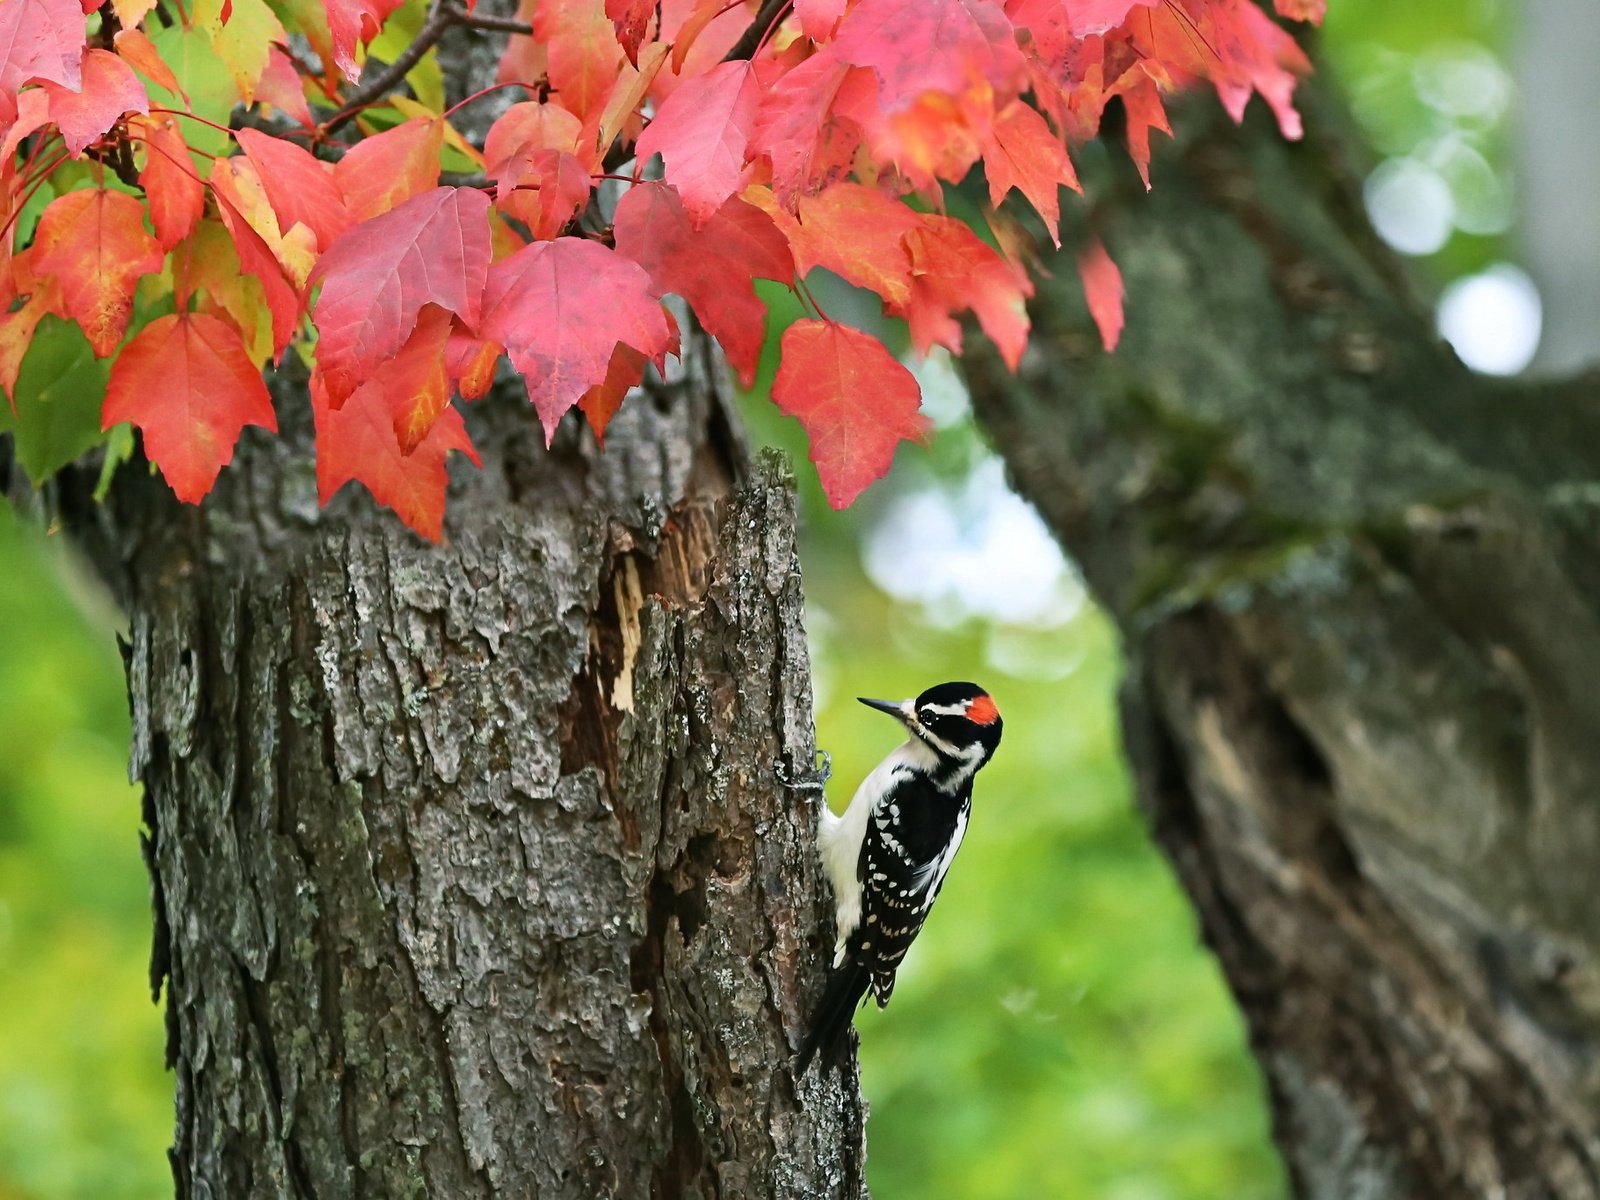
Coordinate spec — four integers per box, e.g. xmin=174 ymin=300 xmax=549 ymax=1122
xmin=816 ymin=739 xmax=940 ymax=965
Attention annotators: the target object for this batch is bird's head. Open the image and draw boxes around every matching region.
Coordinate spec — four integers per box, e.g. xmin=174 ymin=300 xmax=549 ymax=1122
xmin=858 ymin=681 xmax=1003 ymax=769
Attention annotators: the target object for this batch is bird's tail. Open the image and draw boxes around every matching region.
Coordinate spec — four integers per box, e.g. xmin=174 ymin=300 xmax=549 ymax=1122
xmin=797 ymin=958 xmax=871 ymax=1075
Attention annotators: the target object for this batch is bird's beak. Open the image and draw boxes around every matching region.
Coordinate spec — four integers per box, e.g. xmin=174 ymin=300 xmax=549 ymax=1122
xmin=858 ymin=696 xmax=913 ymax=725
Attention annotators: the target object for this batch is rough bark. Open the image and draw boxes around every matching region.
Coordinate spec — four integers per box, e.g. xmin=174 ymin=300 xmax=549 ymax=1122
xmin=41 ymin=335 xmax=867 ymax=1197
xmin=0 ymin=12 xmax=870 ymax=1196
xmin=967 ymin=91 xmax=1600 ymax=1198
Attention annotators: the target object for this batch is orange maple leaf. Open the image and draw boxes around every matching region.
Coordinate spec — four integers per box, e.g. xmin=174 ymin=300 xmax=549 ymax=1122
xmin=131 ymin=112 xmax=204 ymax=249
xmin=899 ymin=212 xmax=1033 ymax=368
xmin=772 ymin=319 xmax=928 ymax=508
xmin=334 ymin=116 xmax=446 ymax=220
xmin=576 ymin=342 xmax=648 ymax=444
xmin=1076 ymin=235 xmax=1124 ymax=352
xmin=31 ymin=187 xmax=163 ymax=357
xmin=313 ymin=371 xmax=480 ymax=543
xmin=41 ymin=48 xmax=148 ymax=156
xmin=535 ymin=0 xmax=621 ymax=122
xmin=102 ymin=312 xmax=278 ymax=502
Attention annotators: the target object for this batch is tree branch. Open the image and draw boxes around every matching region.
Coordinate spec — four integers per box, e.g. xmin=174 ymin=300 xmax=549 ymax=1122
xmin=446 ymin=3 xmax=532 ymax=35
xmin=722 ymin=0 xmax=789 ymax=62
xmin=324 ymin=0 xmax=458 ymax=132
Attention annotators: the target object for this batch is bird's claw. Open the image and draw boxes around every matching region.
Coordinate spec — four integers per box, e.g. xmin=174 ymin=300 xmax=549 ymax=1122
xmin=776 ymin=749 xmax=832 ymax=792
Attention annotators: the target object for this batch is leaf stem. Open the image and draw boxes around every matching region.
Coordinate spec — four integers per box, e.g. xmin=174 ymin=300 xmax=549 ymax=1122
xmin=793 ymin=275 xmax=829 ymax=321
xmin=2 ymin=153 xmax=70 ymax=241
xmin=150 ymin=106 xmax=238 ymax=139
xmin=444 ymin=3 xmax=532 ymax=35
xmin=18 ymin=131 xmax=61 ymax=180
xmin=443 ymin=81 xmax=527 ymax=121
xmin=276 ymin=44 xmax=343 ymax=104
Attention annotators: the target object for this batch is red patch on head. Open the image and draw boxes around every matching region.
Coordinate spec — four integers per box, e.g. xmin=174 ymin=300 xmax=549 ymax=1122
xmin=966 ymin=694 xmax=1000 ymax=725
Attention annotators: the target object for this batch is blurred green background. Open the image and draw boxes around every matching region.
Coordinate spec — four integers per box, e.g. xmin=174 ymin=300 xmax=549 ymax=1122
xmin=0 ymin=0 xmax=1541 ymax=1194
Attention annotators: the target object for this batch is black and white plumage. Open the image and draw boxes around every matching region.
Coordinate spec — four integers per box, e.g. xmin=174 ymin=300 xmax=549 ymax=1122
xmin=798 ymin=681 xmax=1003 ymax=1073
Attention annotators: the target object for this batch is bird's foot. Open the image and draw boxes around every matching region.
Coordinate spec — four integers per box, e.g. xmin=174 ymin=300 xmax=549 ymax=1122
xmin=775 ymin=749 xmax=832 ymax=792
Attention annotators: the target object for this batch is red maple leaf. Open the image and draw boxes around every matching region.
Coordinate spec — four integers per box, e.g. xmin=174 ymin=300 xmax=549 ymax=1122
xmin=495 ymin=148 xmax=591 ymax=240
xmin=1208 ymin=1 xmax=1312 ymax=139
xmin=310 ymin=186 xmax=492 ymax=407
xmin=1064 ymin=0 xmax=1157 ymax=36
xmin=830 ymin=0 xmax=1025 ymax=114
xmin=0 ymin=0 xmax=84 ymax=94
xmin=213 ymin=191 xmax=303 ymax=355
xmin=314 ymin=371 xmax=479 ymax=542
xmin=41 ymin=48 xmax=148 ymax=156
xmin=634 ymin=60 xmax=760 ymax=224
xmin=256 ymin=48 xmax=312 ymax=126
xmin=1076 ymin=235 xmax=1123 ymax=351
xmin=481 ymin=236 xmax=673 ymax=442
xmin=322 ymin=0 xmax=406 ymax=81
xmin=132 ymin=112 xmax=204 ymax=249
xmin=772 ymin=319 xmax=928 ymax=508
xmin=576 ymin=342 xmax=647 ymax=443
xmin=794 ymin=0 xmax=847 ymax=41
xmin=613 ymin=183 xmax=793 ymax=387
xmin=605 ymin=0 xmax=653 ymax=64
xmin=1117 ymin=69 xmax=1170 ymax=188
xmin=31 ymin=187 xmax=163 ymax=357
xmin=657 ymin=0 xmax=746 ymax=77
xmin=334 ymin=116 xmax=445 ymax=220
xmin=236 ymin=126 xmax=352 ymax=251
xmin=534 ymin=0 xmax=621 ymax=121
xmin=101 ymin=312 xmax=278 ymax=502
xmin=211 ymin=154 xmax=319 ymax=289
xmin=484 ymin=100 xmax=584 ymax=173
xmin=979 ymin=98 xmax=1079 ymax=240
xmin=899 ymin=212 xmax=1033 ymax=368
xmin=750 ymin=54 xmax=874 ymax=200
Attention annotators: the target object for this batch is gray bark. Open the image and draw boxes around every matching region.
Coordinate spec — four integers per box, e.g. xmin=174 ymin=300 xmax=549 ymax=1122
xmin=43 ymin=337 xmax=866 ymax=1197
xmin=9 ymin=13 xmax=871 ymax=1196
xmin=966 ymin=91 xmax=1600 ymax=1198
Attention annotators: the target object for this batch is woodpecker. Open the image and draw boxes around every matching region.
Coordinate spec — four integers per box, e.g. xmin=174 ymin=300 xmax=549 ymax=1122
xmin=796 ymin=681 xmax=1003 ymax=1073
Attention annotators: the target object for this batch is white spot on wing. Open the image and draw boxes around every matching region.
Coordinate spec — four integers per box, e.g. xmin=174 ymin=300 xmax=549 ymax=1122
xmin=909 ymin=803 xmax=968 ymax=908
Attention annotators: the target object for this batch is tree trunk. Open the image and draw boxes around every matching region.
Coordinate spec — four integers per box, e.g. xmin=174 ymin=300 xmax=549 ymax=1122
xmin=966 ymin=89 xmax=1600 ymax=1197
xmin=49 ymin=332 xmax=866 ymax=1197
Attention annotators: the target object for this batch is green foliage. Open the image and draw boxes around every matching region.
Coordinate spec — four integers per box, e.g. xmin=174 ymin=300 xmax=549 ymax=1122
xmin=1324 ymin=0 xmax=1514 ymax=279
xmin=0 ymin=319 xmax=113 ymax=485
xmin=0 ymin=512 xmax=171 ymax=1200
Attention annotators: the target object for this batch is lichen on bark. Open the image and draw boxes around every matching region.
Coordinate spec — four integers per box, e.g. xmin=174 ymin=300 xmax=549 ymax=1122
xmin=967 ymin=91 xmax=1600 ymax=1198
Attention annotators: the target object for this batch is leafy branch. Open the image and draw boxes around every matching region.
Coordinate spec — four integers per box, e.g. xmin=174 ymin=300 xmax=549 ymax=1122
xmin=324 ymin=0 xmax=533 ymax=132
